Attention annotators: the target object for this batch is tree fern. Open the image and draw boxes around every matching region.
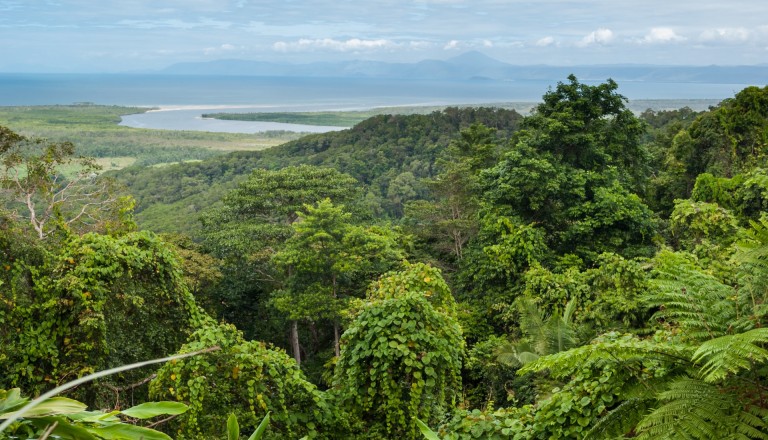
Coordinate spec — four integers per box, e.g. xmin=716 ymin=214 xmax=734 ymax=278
xmin=733 ymin=217 xmax=768 ymax=324
xmin=693 ymin=327 xmax=768 ymax=382
xmin=585 ymin=397 xmax=653 ymax=439
xmin=647 ymin=250 xmax=743 ymax=340
xmin=635 ymin=378 xmax=768 ymax=440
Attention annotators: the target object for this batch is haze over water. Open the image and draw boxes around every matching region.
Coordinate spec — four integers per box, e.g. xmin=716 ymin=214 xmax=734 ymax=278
xmin=0 ymin=73 xmax=748 ymax=133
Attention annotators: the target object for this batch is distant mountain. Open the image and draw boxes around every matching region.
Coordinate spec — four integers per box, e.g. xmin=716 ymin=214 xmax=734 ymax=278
xmin=159 ymin=52 xmax=768 ymax=84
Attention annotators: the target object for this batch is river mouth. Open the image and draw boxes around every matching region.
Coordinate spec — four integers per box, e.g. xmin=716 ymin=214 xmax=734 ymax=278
xmin=119 ymin=106 xmax=349 ymax=134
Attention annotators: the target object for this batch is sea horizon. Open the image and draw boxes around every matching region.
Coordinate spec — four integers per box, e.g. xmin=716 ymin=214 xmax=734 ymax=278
xmin=0 ymin=73 xmax=758 ymax=108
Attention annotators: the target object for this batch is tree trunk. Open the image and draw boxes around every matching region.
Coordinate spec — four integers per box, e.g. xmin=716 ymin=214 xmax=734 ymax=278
xmin=291 ymin=320 xmax=301 ymax=366
xmin=332 ymin=274 xmax=341 ymax=357
xmin=334 ymin=320 xmax=341 ymax=357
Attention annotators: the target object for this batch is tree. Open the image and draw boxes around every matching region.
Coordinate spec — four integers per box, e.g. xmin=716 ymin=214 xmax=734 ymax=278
xmin=0 ymin=230 xmax=204 ymax=405
xmin=201 ymin=165 xmax=362 ymax=363
xmin=0 ymin=126 xmax=129 ymax=240
xmin=333 ymin=265 xmax=463 ymax=439
xmin=271 ymin=198 xmax=404 ymax=359
xmin=406 ymin=124 xmax=500 ymax=264
xmin=150 ymin=323 xmax=342 ymax=440
xmin=479 ymin=77 xmax=656 ymax=263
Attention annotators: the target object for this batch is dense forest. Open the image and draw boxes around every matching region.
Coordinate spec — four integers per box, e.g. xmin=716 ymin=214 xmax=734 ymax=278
xmin=3 ymin=76 xmax=768 ymax=439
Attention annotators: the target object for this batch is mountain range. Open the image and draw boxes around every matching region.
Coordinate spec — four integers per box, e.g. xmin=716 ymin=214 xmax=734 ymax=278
xmin=160 ymin=51 xmax=768 ymax=84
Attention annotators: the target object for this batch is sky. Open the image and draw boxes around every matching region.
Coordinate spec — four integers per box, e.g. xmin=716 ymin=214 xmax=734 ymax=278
xmin=1 ymin=0 xmax=767 ymax=72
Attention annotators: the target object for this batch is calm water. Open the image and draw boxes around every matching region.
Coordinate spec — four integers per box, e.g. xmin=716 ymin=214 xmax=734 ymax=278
xmin=0 ymin=73 xmax=754 ymax=106
xmin=0 ymin=73 xmax=757 ymax=133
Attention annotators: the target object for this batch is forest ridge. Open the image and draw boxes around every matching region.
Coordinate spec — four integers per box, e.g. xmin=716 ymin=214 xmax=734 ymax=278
xmin=2 ymin=76 xmax=768 ymax=439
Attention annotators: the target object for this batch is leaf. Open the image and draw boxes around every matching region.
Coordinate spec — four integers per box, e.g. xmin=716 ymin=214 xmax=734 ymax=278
xmin=0 ymin=397 xmax=86 ymax=419
xmin=693 ymin=328 xmax=768 ymax=383
xmin=414 ymin=417 xmax=441 ymax=440
xmin=88 ymin=424 xmax=173 ymax=440
xmin=29 ymin=416 xmax=98 ymax=440
xmin=247 ymin=412 xmax=271 ymax=440
xmin=227 ymin=413 xmax=240 ymax=440
xmin=120 ymin=401 xmax=188 ymax=419
xmin=0 ymin=389 xmax=27 ymax=415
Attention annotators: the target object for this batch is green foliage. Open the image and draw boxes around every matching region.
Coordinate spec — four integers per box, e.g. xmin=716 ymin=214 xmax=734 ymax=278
xmin=456 ymin=214 xmax=547 ymax=307
xmin=0 ymin=388 xmax=187 ymax=440
xmin=647 ymin=250 xmax=742 ymax=341
xmin=0 ymin=105 xmax=291 ymax=170
xmin=200 ymin=165 xmax=363 ymax=344
xmin=112 ymin=106 xmax=523 ymax=233
xmin=520 ymin=253 xmax=649 ymax=330
xmin=366 ymin=261 xmax=455 ymax=315
xmin=693 ymin=328 xmax=768 ymax=382
xmin=151 ymin=323 xmax=341 ymax=439
xmin=497 ymin=298 xmax=580 ymax=368
xmin=0 ymin=125 xmax=131 ymax=239
xmin=523 ymin=74 xmax=649 ymax=189
xmin=0 ymin=229 xmax=202 ymax=400
xmin=669 ymin=199 xmax=740 ymax=250
xmin=634 ymin=378 xmax=768 ymax=440
xmin=333 ymin=292 xmax=463 ymax=439
xmin=480 ymin=77 xmax=657 ymax=263
xmin=405 ymin=124 xmax=501 ymax=264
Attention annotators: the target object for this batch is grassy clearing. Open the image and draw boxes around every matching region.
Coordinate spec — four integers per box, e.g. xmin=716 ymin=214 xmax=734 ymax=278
xmin=0 ymin=105 xmax=302 ymax=169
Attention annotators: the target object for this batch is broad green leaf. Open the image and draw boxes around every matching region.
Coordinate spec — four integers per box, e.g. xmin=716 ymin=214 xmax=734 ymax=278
xmin=227 ymin=413 xmax=239 ymax=440
xmin=0 ymin=389 xmax=27 ymax=414
xmin=88 ymin=424 xmax=172 ymax=440
xmin=247 ymin=412 xmax=270 ymax=440
xmin=29 ymin=416 xmax=98 ymax=440
xmin=0 ymin=397 xmax=86 ymax=419
xmin=75 ymin=410 xmax=121 ymax=423
xmin=414 ymin=418 xmax=441 ymax=440
xmin=120 ymin=401 xmax=188 ymax=419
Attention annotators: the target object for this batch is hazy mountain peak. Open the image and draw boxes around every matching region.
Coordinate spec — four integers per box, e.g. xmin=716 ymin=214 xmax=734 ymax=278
xmin=445 ymin=51 xmax=508 ymax=67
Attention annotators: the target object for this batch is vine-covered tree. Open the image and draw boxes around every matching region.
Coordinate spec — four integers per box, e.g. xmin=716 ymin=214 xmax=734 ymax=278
xmin=333 ymin=265 xmax=463 ymax=439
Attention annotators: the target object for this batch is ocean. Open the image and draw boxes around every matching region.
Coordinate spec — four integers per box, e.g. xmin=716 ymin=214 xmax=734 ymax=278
xmin=0 ymin=73 xmax=758 ymax=133
xmin=0 ymin=73 xmax=755 ymax=107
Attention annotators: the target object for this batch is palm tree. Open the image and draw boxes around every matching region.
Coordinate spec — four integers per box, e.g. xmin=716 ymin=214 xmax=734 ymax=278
xmin=497 ymin=297 xmax=580 ymax=367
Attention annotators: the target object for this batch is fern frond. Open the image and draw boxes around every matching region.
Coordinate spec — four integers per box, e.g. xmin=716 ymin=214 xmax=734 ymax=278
xmin=648 ymin=250 xmax=740 ymax=339
xmin=733 ymin=217 xmax=768 ymax=323
xmin=692 ymin=327 xmax=768 ymax=382
xmin=520 ymin=333 xmax=692 ymax=379
xmin=585 ymin=397 xmax=653 ymax=439
xmin=636 ymin=379 xmax=731 ymax=440
xmin=636 ymin=378 xmax=768 ymax=440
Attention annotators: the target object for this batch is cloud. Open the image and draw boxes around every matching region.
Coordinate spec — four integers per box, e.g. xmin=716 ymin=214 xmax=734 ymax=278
xmin=577 ymin=28 xmax=613 ymax=47
xmin=273 ymin=38 xmax=395 ymax=52
xmin=409 ymin=41 xmax=434 ymax=49
xmin=116 ymin=18 xmax=231 ymax=30
xmin=536 ymin=36 xmax=555 ymax=47
xmin=444 ymin=40 xmax=460 ymax=50
xmin=640 ymin=27 xmax=686 ymax=44
xmin=482 ymin=39 xmax=493 ymax=48
xmin=203 ymin=43 xmax=237 ymax=55
xmin=699 ymin=27 xmax=750 ymax=43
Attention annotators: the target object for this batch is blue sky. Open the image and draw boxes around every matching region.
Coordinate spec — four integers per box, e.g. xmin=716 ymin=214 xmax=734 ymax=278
xmin=2 ymin=0 xmax=766 ymax=72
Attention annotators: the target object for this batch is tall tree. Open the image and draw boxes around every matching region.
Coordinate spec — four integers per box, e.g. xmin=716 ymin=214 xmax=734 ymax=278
xmin=201 ymin=165 xmax=362 ymax=364
xmin=272 ymin=199 xmax=404 ymax=358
